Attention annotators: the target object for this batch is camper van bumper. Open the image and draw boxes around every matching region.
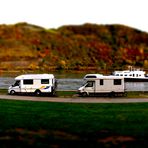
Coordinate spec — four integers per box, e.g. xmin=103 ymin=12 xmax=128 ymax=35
xmin=77 ymin=86 xmax=89 ymax=96
xmin=8 ymin=86 xmax=13 ymax=94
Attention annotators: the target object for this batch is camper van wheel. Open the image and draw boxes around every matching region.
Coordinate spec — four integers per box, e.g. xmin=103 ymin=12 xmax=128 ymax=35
xmin=82 ymin=92 xmax=88 ymax=97
xmin=51 ymin=87 xmax=55 ymax=96
xmin=35 ymin=90 xmax=41 ymax=96
xmin=10 ymin=90 xmax=15 ymax=95
xmin=110 ymin=92 xmax=115 ymax=98
xmin=123 ymin=92 xmax=127 ymax=97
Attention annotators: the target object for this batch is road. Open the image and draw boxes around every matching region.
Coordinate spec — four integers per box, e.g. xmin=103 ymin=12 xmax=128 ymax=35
xmin=0 ymin=95 xmax=148 ymax=103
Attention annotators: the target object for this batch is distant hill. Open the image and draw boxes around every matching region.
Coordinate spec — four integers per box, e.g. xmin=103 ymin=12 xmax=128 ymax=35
xmin=0 ymin=22 xmax=147 ymax=72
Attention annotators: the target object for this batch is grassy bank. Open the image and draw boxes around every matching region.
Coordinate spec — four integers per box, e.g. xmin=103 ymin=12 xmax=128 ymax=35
xmin=0 ymin=100 xmax=148 ymax=147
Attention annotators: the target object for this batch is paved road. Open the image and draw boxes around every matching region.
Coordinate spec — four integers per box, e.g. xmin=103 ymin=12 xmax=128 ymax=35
xmin=0 ymin=95 xmax=148 ymax=103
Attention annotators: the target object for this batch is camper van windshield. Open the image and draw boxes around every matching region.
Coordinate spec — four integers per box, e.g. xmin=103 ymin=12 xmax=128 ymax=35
xmin=13 ymin=80 xmax=20 ymax=86
xmin=85 ymin=81 xmax=94 ymax=87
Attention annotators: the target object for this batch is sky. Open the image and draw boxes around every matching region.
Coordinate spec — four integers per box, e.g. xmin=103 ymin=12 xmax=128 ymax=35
xmin=0 ymin=0 xmax=148 ymax=32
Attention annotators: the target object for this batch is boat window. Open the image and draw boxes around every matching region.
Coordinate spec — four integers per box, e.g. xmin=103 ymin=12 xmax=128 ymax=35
xmin=120 ymin=74 xmax=123 ymax=76
xmin=116 ymin=74 xmax=119 ymax=76
xmin=41 ymin=79 xmax=49 ymax=84
xmin=114 ymin=79 xmax=122 ymax=85
xmin=129 ymin=74 xmax=132 ymax=76
xmin=23 ymin=79 xmax=33 ymax=85
xmin=124 ymin=74 xmax=127 ymax=76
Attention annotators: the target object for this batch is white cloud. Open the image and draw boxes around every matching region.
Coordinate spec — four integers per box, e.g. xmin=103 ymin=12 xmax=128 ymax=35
xmin=0 ymin=0 xmax=147 ymax=32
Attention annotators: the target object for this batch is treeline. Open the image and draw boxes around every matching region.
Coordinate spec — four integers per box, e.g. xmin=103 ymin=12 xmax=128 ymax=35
xmin=0 ymin=22 xmax=147 ymax=71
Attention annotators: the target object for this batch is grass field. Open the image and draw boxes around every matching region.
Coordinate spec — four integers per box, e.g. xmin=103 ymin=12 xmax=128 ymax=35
xmin=0 ymin=99 xmax=148 ymax=147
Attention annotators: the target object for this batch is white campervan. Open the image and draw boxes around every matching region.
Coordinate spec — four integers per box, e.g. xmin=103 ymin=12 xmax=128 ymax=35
xmin=78 ymin=75 xmax=126 ymax=97
xmin=8 ymin=74 xmax=57 ymax=96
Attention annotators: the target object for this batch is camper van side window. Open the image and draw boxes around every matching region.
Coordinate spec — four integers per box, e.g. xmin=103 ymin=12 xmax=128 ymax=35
xmin=23 ymin=79 xmax=33 ymax=85
xmin=86 ymin=76 xmax=96 ymax=78
xmin=100 ymin=79 xmax=103 ymax=85
xmin=114 ymin=79 xmax=121 ymax=85
xmin=41 ymin=79 xmax=49 ymax=84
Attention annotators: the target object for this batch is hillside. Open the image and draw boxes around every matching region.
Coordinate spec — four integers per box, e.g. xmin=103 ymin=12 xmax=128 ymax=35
xmin=0 ymin=22 xmax=147 ymax=72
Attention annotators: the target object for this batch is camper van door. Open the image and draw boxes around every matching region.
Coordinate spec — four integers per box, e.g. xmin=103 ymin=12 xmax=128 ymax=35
xmin=84 ymin=81 xmax=95 ymax=93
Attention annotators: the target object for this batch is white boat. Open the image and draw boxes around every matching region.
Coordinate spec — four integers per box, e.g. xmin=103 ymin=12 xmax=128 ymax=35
xmin=113 ymin=67 xmax=148 ymax=82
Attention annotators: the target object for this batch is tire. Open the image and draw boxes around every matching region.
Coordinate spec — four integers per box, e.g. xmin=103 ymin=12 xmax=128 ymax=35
xmin=10 ymin=90 xmax=15 ymax=95
xmin=82 ymin=92 xmax=88 ymax=97
xmin=110 ymin=92 xmax=115 ymax=98
xmin=35 ymin=90 xmax=41 ymax=96
xmin=123 ymin=92 xmax=127 ymax=97
xmin=51 ymin=87 xmax=55 ymax=96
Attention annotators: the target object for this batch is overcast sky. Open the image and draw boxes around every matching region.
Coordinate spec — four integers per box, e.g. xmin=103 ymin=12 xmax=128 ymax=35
xmin=0 ymin=0 xmax=148 ymax=32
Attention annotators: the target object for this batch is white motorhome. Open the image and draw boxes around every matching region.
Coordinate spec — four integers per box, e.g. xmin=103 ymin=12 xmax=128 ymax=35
xmin=78 ymin=75 xmax=126 ymax=97
xmin=8 ymin=74 xmax=57 ymax=96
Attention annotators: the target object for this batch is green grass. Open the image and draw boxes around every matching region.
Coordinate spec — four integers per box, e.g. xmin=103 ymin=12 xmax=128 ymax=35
xmin=0 ymin=100 xmax=147 ymax=134
xmin=0 ymin=100 xmax=148 ymax=147
xmin=127 ymin=91 xmax=148 ymax=98
xmin=0 ymin=89 xmax=8 ymax=94
xmin=55 ymin=90 xmax=76 ymax=97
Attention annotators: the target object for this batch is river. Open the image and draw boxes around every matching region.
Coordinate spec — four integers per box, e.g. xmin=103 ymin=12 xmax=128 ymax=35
xmin=0 ymin=77 xmax=148 ymax=91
